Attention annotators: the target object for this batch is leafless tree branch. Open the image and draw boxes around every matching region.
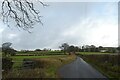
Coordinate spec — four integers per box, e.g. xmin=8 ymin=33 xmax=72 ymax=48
xmin=1 ymin=0 xmax=47 ymax=33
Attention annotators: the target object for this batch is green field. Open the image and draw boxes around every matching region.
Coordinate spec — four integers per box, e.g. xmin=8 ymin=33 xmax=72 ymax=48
xmin=2 ymin=51 xmax=116 ymax=78
xmin=3 ymin=55 xmax=76 ymax=78
xmin=16 ymin=51 xmax=64 ymax=55
xmin=11 ymin=55 xmax=65 ymax=69
xmin=11 ymin=55 xmax=65 ymax=61
xmin=77 ymin=52 xmax=111 ymax=55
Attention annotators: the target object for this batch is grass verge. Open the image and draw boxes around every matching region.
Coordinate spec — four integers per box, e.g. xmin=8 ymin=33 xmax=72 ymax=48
xmin=78 ymin=54 xmax=120 ymax=78
xmin=3 ymin=55 xmax=76 ymax=78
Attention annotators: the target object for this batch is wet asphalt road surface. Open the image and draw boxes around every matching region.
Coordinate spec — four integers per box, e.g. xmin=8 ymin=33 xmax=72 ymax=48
xmin=58 ymin=56 xmax=107 ymax=78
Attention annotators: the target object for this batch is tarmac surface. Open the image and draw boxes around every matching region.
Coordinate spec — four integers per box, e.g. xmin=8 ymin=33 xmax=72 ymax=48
xmin=58 ymin=56 xmax=107 ymax=78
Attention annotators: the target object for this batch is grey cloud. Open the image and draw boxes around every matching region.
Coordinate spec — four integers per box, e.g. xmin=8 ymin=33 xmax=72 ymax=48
xmin=1 ymin=2 xmax=118 ymax=50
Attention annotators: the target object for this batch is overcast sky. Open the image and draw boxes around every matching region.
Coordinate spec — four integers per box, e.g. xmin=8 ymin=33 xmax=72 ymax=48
xmin=0 ymin=1 xmax=118 ymax=50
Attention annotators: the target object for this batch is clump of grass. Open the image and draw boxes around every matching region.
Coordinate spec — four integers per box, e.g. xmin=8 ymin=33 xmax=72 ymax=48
xmin=31 ymin=55 xmax=76 ymax=78
xmin=2 ymin=68 xmax=46 ymax=78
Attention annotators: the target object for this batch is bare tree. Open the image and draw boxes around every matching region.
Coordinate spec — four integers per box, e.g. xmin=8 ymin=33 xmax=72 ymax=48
xmin=1 ymin=0 xmax=47 ymax=32
xmin=59 ymin=43 xmax=69 ymax=54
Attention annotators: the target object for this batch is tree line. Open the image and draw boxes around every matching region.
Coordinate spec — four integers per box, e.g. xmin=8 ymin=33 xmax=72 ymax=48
xmin=1 ymin=42 xmax=120 ymax=57
xmin=59 ymin=43 xmax=120 ymax=54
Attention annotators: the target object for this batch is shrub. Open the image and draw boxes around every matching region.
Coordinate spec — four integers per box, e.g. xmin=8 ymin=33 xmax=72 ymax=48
xmin=2 ymin=57 xmax=13 ymax=71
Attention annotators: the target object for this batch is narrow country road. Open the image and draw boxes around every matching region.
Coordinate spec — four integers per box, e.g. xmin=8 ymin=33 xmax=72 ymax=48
xmin=58 ymin=56 xmax=107 ymax=78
